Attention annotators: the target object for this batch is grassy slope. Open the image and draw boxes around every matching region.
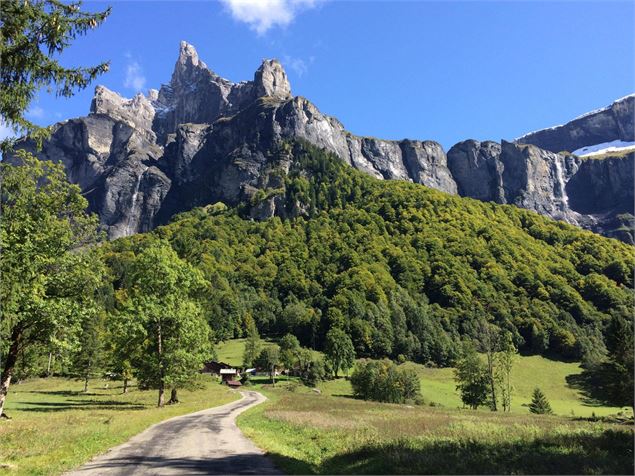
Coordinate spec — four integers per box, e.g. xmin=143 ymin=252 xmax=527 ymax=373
xmin=403 ymin=355 xmax=630 ymax=417
xmin=216 ymin=338 xmax=281 ymax=367
xmin=220 ymin=339 xmax=630 ymax=417
xmin=0 ymin=377 xmax=238 ymax=475
xmin=238 ymin=385 xmax=634 ymax=475
xmin=216 ymin=339 xmax=321 ymax=367
xmin=233 ymin=339 xmax=633 ymax=474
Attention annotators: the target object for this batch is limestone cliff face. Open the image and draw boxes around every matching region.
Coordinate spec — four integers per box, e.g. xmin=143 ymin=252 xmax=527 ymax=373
xmin=516 ymin=95 xmax=635 ymax=153
xmin=447 ymin=140 xmax=504 ymax=203
xmin=13 ymin=115 xmax=170 ymax=239
xmin=566 ymin=153 xmax=635 ymax=244
xmin=448 ymin=140 xmax=634 ymax=242
xmin=10 ymin=41 xmax=633 ymax=242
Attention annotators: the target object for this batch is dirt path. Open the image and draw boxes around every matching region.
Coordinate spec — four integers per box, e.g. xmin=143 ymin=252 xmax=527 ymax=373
xmin=65 ymin=390 xmax=281 ymax=475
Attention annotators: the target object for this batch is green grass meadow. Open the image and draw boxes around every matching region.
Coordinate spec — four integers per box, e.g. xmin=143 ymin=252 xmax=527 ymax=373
xmin=238 ymin=385 xmax=634 ymax=475
xmin=0 ymin=376 xmax=238 ymax=475
xmin=234 ymin=345 xmax=633 ymax=475
xmin=1 ymin=341 xmax=632 ymax=475
xmin=220 ymin=338 xmax=631 ymax=417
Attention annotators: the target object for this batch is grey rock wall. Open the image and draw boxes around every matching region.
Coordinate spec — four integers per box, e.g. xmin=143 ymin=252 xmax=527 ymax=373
xmin=9 ymin=41 xmax=633 ymax=243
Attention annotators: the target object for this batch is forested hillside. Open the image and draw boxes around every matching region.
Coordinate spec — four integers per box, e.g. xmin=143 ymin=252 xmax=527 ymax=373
xmin=105 ymin=142 xmax=634 ymax=367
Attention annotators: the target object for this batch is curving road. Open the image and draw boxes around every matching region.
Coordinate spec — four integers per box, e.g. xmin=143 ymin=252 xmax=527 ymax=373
xmin=66 ymin=390 xmax=281 ymax=475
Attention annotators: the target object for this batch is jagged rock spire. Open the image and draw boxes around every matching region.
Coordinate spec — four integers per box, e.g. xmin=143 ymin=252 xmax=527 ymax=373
xmin=254 ymin=59 xmax=291 ymax=99
xmin=170 ymin=41 xmax=210 ymax=86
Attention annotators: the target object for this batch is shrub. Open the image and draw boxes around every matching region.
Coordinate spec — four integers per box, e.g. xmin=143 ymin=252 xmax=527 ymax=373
xmin=300 ymin=356 xmax=326 ymax=387
xmin=351 ymin=359 xmax=421 ymax=403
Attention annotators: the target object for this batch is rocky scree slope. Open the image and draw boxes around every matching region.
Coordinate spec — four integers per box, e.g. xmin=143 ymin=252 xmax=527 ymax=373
xmin=11 ymin=42 xmax=634 ymax=242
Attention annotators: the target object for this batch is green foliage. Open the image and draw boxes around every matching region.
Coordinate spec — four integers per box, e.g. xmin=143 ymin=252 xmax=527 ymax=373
xmin=529 ymin=387 xmax=553 ymax=414
xmin=299 ymin=353 xmax=326 ymax=387
xmin=604 ymin=308 xmax=634 ymax=408
xmin=279 ymin=333 xmax=301 ymax=371
xmin=351 ymin=359 xmax=421 ymax=403
xmin=243 ymin=315 xmax=262 ymax=368
xmin=454 ymin=343 xmax=489 ymax=409
xmin=113 ymin=240 xmax=212 ymax=406
xmin=324 ymin=328 xmax=355 ymax=377
xmin=256 ymin=346 xmax=280 ymax=383
xmin=494 ymin=332 xmax=516 ymax=412
xmin=71 ymin=309 xmax=106 ymax=391
xmin=0 ymin=0 xmax=110 ymax=148
xmin=107 ymin=141 xmax=634 ymax=372
xmin=0 ymin=152 xmax=102 ymax=415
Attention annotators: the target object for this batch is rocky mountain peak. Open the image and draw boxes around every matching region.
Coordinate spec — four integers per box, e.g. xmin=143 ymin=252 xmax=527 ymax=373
xmin=178 ymin=40 xmax=203 ymax=66
xmin=516 ymin=94 xmax=635 ymax=153
xmin=254 ymin=59 xmax=291 ymax=99
xmin=90 ymin=85 xmax=156 ymax=140
xmin=170 ymin=40 xmax=211 ymax=87
xmin=14 ymin=41 xmax=633 ymax=242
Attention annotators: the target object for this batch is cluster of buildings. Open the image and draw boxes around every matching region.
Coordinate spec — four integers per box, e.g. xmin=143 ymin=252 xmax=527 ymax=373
xmin=200 ymin=361 xmax=255 ymax=389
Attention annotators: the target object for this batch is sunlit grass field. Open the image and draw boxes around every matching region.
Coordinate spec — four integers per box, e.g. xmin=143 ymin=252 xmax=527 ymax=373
xmin=238 ymin=385 xmax=634 ymax=475
xmin=2 ymin=341 xmax=631 ymax=475
xmin=235 ymin=345 xmax=633 ymax=474
xmin=0 ymin=377 xmax=238 ymax=475
xmin=220 ymin=339 xmax=631 ymax=417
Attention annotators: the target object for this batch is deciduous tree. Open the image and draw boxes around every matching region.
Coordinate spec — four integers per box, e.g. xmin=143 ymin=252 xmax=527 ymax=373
xmin=242 ymin=314 xmax=261 ymax=368
xmin=324 ymin=328 xmax=355 ymax=378
xmin=454 ymin=342 xmax=489 ymax=410
xmin=118 ymin=241 xmax=212 ymax=407
xmin=0 ymin=153 xmax=102 ymax=417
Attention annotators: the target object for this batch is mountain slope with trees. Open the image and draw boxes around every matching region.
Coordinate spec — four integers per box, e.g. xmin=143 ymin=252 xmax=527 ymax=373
xmin=104 ymin=141 xmax=634 ymax=367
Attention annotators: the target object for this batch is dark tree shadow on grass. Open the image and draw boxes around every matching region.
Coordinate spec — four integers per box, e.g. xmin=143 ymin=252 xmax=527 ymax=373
xmin=19 ymin=400 xmax=146 ymax=412
xmin=315 ymin=429 xmax=634 ymax=475
xmin=566 ymin=363 xmax=631 ymax=408
xmin=26 ymin=390 xmax=100 ymax=397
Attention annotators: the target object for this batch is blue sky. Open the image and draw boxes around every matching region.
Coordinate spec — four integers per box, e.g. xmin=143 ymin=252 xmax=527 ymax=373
xmin=13 ymin=0 xmax=635 ymax=149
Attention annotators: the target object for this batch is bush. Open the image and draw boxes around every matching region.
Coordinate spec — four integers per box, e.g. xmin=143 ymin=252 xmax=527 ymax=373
xmin=351 ymin=359 xmax=421 ymax=403
xmin=300 ymin=356 xmax=326 ymax=387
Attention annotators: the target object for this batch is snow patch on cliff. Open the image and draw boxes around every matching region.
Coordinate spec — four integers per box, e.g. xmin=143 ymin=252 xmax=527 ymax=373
xmin=573 ymin=140 xmax=635 ymax=157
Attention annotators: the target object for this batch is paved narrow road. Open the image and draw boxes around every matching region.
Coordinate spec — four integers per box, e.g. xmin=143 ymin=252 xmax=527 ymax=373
xmin=66 ymin=390 xmax=281 ymax=475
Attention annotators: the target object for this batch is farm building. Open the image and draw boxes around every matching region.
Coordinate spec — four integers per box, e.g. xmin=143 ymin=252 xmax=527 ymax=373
xmin=220 ymin=368 xmax=239 ymax=383
xmin=201 ymin=361 xmax=233 ymax=375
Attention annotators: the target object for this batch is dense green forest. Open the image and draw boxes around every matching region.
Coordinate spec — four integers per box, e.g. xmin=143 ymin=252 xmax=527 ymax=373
xmin=104 ymin=141 xmax=634 ymax=367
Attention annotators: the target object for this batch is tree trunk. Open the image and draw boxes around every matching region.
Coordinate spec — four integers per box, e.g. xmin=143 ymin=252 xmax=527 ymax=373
xmin=157 ymin=317 xmax=165 ymax=408
xmin=47 ymin=352 xmax=53 ymax=377
xmin=158 ymin=382 xmax=165 ymax=407
xmin=487 ymin=352 xmax=497 ymax=411
xmin=169 ymin=388 xmax=179 ymax=404
xmin=123 ymin=378 xmax=129 ymax=394
xmin=83 ymin=376 xmax=89 ymax=393
xmin=271 ymin=366 xmax=275 ymax=386
xmin=0 ymin=327 xmax=21 ymax=419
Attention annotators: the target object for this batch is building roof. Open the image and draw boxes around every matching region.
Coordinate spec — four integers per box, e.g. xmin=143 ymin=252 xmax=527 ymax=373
xmin=201 ymin=361 xmax=233 ymax=373
xmin=220 ymin=368 xmax=237 ymax=374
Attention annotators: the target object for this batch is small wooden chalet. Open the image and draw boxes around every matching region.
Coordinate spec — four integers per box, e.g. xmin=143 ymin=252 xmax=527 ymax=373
xmin=201 ymin=361 xmax=233 ymax=375
xmin=220 ymin=368 xmax=239 ymax=383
